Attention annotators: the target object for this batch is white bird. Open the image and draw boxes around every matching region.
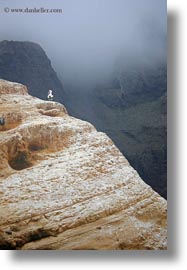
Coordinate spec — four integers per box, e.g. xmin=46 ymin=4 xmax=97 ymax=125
xmin=47 ymin=90 xmax=54 ymax=101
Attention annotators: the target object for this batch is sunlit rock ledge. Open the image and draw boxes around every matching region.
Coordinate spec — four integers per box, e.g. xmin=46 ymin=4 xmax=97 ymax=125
xmin=0 ymin=79 xmax=167 ymax=250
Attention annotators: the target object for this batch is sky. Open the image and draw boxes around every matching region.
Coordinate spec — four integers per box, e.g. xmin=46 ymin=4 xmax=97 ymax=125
xmin=0 ymin=0 xmax=167 ymax=85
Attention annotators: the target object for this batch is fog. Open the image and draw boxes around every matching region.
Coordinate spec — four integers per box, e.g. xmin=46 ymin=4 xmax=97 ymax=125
xmin=0 ymin=0 xmax=167 ymax=87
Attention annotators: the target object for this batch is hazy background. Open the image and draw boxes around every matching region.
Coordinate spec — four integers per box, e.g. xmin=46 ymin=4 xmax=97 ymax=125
xmin=0 ymin=0 xmax=167 ymax=198
xmin=0 ymin=0 xmax=167 ymax=87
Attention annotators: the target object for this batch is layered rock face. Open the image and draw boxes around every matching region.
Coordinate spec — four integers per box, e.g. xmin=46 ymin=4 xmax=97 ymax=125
xmin=0 ymin=40 xmax=64 ymax=101
xmin=0 ymin=80 xmax=167 ymax=250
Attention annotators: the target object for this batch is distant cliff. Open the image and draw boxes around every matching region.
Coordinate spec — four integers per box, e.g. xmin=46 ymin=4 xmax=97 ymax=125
xmin=0 ymin=40 xmax=65 ymax=101
xmin=65 ymin=63 xmax=167 ymax=198
xmin=0 ymin=80 xmax=167 ymax=250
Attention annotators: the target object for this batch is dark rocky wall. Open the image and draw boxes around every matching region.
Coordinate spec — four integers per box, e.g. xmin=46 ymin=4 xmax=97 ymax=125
xmin=0 ymin=40 xmax=64 ymax=101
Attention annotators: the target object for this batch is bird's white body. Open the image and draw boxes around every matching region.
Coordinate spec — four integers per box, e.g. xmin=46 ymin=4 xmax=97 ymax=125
xmin=47 ymin=90 xmax=54 ymax=101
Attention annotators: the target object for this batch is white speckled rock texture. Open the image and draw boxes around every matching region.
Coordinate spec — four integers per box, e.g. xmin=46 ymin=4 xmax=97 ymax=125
xmin=0 ymin=79 xmax=167 ymax=250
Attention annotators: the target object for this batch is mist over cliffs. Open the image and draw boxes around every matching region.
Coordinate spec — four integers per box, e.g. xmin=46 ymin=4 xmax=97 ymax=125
xmin=64 ymin=60 xmax=167 ymax=199
xmin=0 ymin=39 xmax=167 ymax=199
xmin=0 ymin=0 xmax=167 ymax=251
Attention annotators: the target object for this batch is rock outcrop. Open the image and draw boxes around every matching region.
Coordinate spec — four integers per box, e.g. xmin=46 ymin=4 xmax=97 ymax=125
xmin=0 ymin=80 xmax=167 ymax=250
xmin=0 ymin=40 xmax=65 ymax=101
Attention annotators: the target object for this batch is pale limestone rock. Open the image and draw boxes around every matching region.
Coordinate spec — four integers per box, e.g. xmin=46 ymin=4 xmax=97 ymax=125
xmin=0 ymin=79 xmax=167 ymax=250
xmin=38 ymin=109 xmax=60 ymax=117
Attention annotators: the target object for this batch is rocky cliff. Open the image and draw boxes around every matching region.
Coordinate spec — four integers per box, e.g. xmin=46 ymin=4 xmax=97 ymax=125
xmin=0 ymin=80 xmax=167 ymax=250
xmin=0 ymin=40 xmax=64 ymax=101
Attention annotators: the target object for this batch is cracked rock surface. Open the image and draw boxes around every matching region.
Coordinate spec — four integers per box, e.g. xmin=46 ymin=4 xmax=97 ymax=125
xmin=0 ymin=79 xmax=167 ymax=250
